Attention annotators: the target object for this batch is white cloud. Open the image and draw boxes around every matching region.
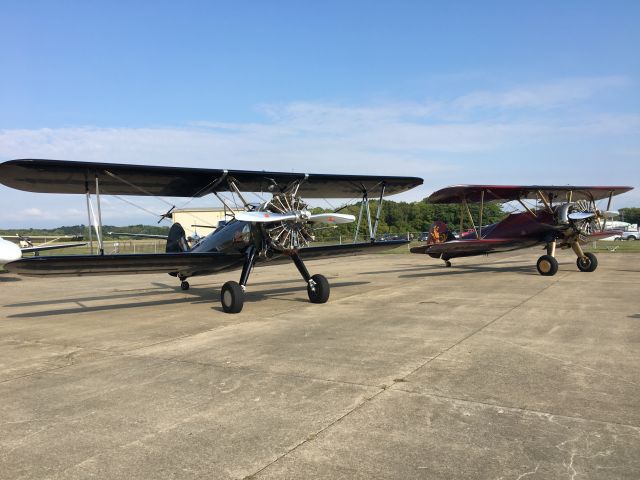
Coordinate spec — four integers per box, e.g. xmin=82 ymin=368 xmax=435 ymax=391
xmin=0 ymin=76 xmax=638 ymax=227
xmin=453 ymin=76 xmax=631 ymax=111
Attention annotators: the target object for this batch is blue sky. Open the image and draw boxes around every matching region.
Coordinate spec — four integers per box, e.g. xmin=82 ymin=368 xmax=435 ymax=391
xmin=1 ymin=1 xmax=639 ymax=227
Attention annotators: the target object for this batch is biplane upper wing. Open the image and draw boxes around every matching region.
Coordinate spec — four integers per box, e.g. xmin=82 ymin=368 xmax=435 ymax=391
xmin=428 ymin=185 xmax=633 ymax=204
xmin=0 ymin=159 xmax=423 ymax=198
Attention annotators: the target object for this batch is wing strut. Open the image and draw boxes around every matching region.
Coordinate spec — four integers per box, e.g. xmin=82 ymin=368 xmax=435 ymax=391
xmin=462 ymin=198 xmax=478 ymax=239
xmin=352 ymin=182 xmax=387 ymax=243
xmin=478 ymin=190 xmax=485 ymax=239
xmin=84 ymin=179 xmax=105 ymax=255
xmin=372 ymin=183 xmax=386 ymax=242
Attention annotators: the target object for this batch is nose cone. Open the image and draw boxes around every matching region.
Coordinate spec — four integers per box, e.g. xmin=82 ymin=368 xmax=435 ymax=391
xmin=0 ymin=239 xmax=22 ymax=266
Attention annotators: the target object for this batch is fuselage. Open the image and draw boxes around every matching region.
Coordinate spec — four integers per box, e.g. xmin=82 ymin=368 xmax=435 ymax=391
xmin=427 ymin=210 xmax=594 ymax=260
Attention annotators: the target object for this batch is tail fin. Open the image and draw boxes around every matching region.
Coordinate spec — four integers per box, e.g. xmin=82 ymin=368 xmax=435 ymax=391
xmin=427 ymin=220 xmax=454 ymax=245
xmin=166 ymin=223 xmax=189 ymax=253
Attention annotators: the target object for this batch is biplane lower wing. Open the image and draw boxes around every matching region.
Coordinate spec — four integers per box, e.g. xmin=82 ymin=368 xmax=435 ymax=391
xmin=4 ymin=252 xmax=245 ymax=277
xmin=5 ymin=240 xmax=408 ymax=277
xmin=410 ymin=238 xmax=535 ymax=258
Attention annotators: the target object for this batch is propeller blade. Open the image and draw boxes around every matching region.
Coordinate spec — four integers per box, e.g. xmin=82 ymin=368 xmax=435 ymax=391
xmin=308 ymin=213 xmax=356 ymax=224
xmin=568 ymin=212 xmax=596 ymax=221
xmin=234 ymin=211 xmax=299 ymax=223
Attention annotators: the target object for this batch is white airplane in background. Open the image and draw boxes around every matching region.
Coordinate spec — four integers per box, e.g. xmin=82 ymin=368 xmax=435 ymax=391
xmin=0 ymin=237 xmax=22 ymax=266
xmin=0 ymin=237 xmax=87 ymax=268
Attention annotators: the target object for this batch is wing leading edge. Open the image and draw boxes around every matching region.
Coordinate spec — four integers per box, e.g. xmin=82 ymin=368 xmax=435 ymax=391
xmin=0 ymin=159 xmax=423 ymax=198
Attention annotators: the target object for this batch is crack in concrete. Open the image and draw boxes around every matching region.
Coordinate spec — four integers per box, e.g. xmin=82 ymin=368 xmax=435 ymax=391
xmin=515 ymin=463 xmax=539 ymax=479
xmin=496 ymin=338 xmax=640 ymax=388
xmin=391 ymin=388 xmax=640 ymax=430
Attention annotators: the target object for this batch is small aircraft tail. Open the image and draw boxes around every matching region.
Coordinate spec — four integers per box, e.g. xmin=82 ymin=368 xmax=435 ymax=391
xmin=426 ymin=220 xmax=454 ymax=245
xmin=166 ymin=223 xmax=189 ymax=253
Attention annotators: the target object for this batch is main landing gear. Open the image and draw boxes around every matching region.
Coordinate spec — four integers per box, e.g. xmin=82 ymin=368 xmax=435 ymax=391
xmin=219 ymin=247 xmax=330 ymax=314
xmin=572 ymin=243 xmax=598 ymax=273
xmin=537 ymin=240 xmax=559 ymax=276
xmin=536 ymin=240 xmax=599 ymax=276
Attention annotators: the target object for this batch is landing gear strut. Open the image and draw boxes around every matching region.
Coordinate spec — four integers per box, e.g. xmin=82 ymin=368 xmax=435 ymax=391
xmin=291 ymin=253 xmax=330 ymax=304
xmin=221 ymin=245 xmax=257 ymax=314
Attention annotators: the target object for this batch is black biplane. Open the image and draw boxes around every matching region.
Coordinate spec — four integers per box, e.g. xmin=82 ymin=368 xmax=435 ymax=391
xmin=410 ymin=185 xmax=633 ymax=275
xmin=0 ymin=159 xmax=422 ymax=312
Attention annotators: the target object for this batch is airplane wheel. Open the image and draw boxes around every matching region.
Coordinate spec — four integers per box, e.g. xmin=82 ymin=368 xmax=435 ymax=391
xmin=221 ymin=281 xmax=244 ymax=313
xmin=444 ymin=260 xmax=452 ymax=268
xmin=307 ymin=274 xmax=330 ymax=304
xmin=180 ymin=281 xmax=190 ymax=291
xmin=536 ymin=255 xmax=558 ymax=276
xmin=577 ymin=252 xmax=598 ymax=272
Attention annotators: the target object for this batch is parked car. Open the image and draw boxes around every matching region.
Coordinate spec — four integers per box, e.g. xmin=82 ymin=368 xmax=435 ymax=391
xmin=618 ymin=231 xmax=639 ymax=241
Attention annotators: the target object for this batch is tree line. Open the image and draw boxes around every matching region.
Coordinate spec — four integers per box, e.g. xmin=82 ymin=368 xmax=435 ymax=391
xmin=7 ymin=201 xmax=635 ymax=243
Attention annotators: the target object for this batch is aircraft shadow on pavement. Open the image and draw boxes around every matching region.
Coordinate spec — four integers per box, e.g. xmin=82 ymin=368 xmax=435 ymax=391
xmin=4 ymin=280 xmax=369 ymax=318
xmin=3 ymin=275 xmax=343 ymax=308
xmin=398 ymin=263 xmax=540 ymax=279
xmin=629 ymin=313 xmax=640 ymax=319
xmin=0 ymin=273 xmax=22 ymax=282
xmin=361 ymin=258 xmax=538 ymax=276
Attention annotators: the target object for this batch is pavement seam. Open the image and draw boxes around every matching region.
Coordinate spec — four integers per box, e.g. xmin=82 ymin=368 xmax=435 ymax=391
xmin=389 ymin=271 xmax=571 ymax=383
xmin=242 ymin=387 xmax=388 ymax=480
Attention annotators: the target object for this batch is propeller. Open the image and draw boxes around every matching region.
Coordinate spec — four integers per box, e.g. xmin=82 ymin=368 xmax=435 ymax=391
xmin=235 ymin=211 xmax=355 ymax=224
xmin=567 ymin=212 xmax=596 ymax=221
xmin=237 ymin=191 xmax=356 ymax=252
xmin=562 ymin=199 xmax=603 ymax=236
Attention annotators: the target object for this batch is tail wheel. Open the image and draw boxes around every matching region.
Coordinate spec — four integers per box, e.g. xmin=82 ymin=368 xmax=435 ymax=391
xmin=307 ymin=274 xmax=330 ymax=304
xmin=536 ymin=255 xmax=559 ymax=276
xmin=577 ymin=252 xmax=598 ymax=272
xmin=221 ymin=281 xmax=244 ymax=313
xmin=180 ymin=281 xmax=190 ymax=291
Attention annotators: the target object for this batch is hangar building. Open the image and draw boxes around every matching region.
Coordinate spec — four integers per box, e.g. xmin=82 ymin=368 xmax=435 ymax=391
xmin=171 ymin=207 xmax=228 ymax=239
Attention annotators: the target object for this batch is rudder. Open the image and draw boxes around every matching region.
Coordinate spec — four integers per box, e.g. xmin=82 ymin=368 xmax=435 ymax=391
xmin=166 ymin=223 xmax=189 ymax=252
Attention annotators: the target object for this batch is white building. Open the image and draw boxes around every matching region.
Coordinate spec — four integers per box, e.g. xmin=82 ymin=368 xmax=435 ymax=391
xmin=171 ymin=207 xmax=229 ymax=239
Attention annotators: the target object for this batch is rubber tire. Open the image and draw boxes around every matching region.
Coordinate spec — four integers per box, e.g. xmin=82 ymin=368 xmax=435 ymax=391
xmin=627 ymin=235 xmax=637 ymax=241
xmin=307 ymin=274 xmax=330 ymax=304
xmin=577 ymin=252 xmax=598 ymax=272
xmin=444 ymin=260 xmax=452 ymax=268
xmin=221 ymin=281 xmax=244 ymax=313
xmin=536 ymin=255 xmax=559 ymax=276
xmin=180 ymin=281 xmax=190 ymax=291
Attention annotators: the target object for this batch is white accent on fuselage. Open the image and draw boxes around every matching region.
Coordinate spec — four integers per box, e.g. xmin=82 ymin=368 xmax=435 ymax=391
xmin=0 ymin=238 xmax=22 ymax=267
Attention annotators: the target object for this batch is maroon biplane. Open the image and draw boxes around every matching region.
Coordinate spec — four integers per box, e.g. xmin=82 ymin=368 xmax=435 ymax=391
xmin=410 ymin=185 xmax=634 ymax=276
